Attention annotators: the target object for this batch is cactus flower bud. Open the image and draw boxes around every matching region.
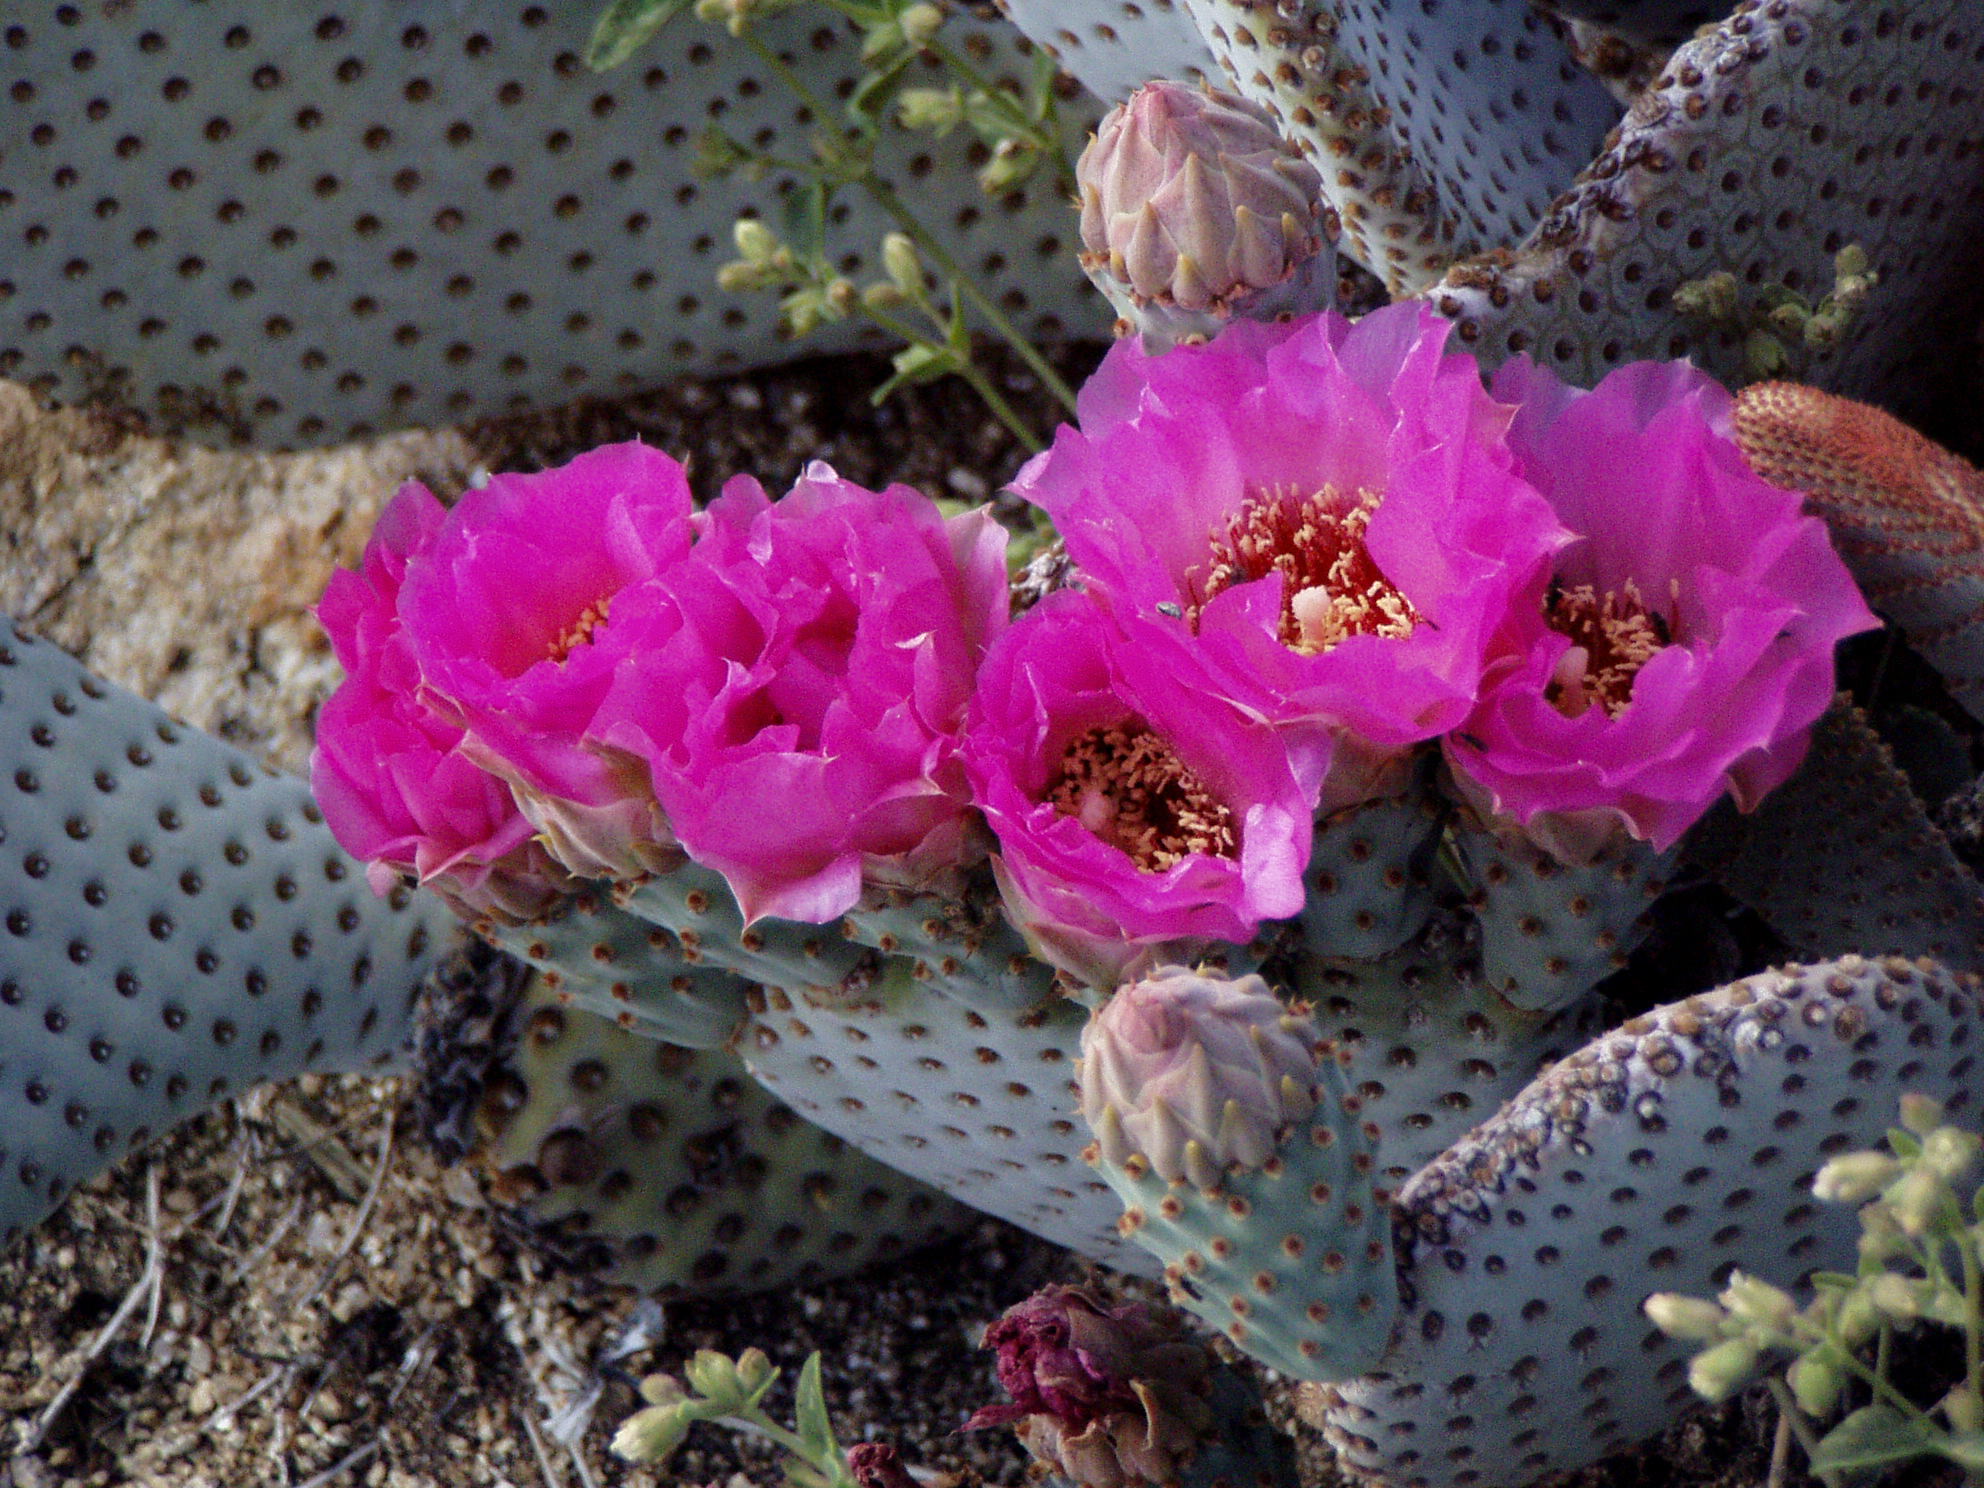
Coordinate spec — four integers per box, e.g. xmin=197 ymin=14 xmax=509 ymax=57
xmin=1080 ymin=967 xmax=1318 ymax=1190
xmin=1643 ymin=1293 xmax=1729 ymax=1342
xmin=1076 ymin=81 xmax=1333 ymax=348
xmin=1687 ymin=1337 xmax=1761 ymax=1403
xmin=966 ymin=1285 xmax=1215 ymax=1488
xmin=1812 ymin=1150 xmax=1902 ymax=1204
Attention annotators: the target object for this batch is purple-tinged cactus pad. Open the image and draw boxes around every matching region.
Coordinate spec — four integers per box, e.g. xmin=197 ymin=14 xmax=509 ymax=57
xmin=1320 ymin=954 xmax=1983 ymax=1488
xmin=0 ymin=622 xmax=456 ymax=1242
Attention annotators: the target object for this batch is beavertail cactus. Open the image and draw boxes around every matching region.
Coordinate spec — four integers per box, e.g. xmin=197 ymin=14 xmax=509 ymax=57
xmin=1077 ymin=80 xmax=1336 ymax=347
xmin=1080 ymin=966 xmax=1319 ymax=1191
xmin=968 ymin=1284 xmax=1298 ymax=1488
xmin=0 ymin=622 xmax=457 ymax=1242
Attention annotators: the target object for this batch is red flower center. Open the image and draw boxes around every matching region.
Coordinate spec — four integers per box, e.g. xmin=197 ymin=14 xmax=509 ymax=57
xmin=1047 ymin=719 xmax=1236 ymax=871
xmin=1187 ymin=485 xmax=1418 ymax=654
xmin=545 ymin=596 xmax=613 ymax=665
xmin=1542 ymin=579 xmax=1671 ymax=718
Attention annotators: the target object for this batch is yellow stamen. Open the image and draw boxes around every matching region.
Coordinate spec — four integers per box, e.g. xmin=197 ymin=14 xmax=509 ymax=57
xmin=547 ymin=597 xmax=613 ymax=664
xmin=1542 ymin=578 xmax=1671 ymax=718
xmin=1046 ymin=720 xmax=1237 ymax=871
xmin=1187 ymin=485 xmax=1418 ymax=654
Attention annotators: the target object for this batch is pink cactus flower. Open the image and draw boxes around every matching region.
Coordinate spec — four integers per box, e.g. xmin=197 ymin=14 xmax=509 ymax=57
xmin=1445 ymin=357 xmax=1879 ymax=852
xmin=312 ymin=482 xmax=574 ymax=923
xmin=960 ymin=591 xmax=1327 ymax=985
xmin=593 ymin=463 xmax=1009 ymax=925
xmin=397 ymin=443 xmax=696 ymax=879
xmin=1012 ymin=304 xmax=1569 ymax=792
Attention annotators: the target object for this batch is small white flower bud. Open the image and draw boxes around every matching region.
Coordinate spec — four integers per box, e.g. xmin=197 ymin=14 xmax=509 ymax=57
xmin=1900 ymin=1092 xmax=1945 ymax=1136
xmin=1643 ymin=1293 xmax=1728 ymax=1342
xmin=1688 ymin=1337 xmax=1761 ymax=1403
xmin=1813 ymin=1151 xmax=1902 ymax=1204
xmin=1789 ymin=1352 xmax=1843 ymax=1418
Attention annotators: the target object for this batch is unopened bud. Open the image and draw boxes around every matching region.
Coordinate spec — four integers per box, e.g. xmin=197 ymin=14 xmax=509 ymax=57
xmin=977 ymin=138 xmax=1037 ymax=194
xmin=612 ymin=1402 xmax=692 ymax=1463
xmin=736 ymin=1347 xmax=775 ymax=1392
xmin=900 ymin=3 xmax=944 ymax=44
xmin=1720 ymin=1272 xmax=1796 ymax=1335
xmin=686 ymin=1350 xmax=747 ymax=1410
xmin=1835 ymin=1288 xmax=1879 ymax=1347
xmin=898 ymin=86 xmax=965 ymax=133
xmin=1744 ymin=329 xmax=1789 ymax=379
xmin=1688 ymin=1337 xmax=1761 ymax=1403
xmin=717 ymin=261 xmax=767 ymax=293
xmin=825 ymin=277 xmax=858 ymax=315
xmin=1946 ymin=1384 xmax=1984 ymax=1433
xmin=1802 ymin=311 xmax=1846 ymax=349
xmin=1900 ymin=1092 xmax=1945 ymax=1136
xmin=1834 ymin=243 xmax=1870 ymax=281
xmin=1813 ymin=1151 xmax=1902 ymax=1204
xmin=1674 ymin=270 xmax=1740 ymax=320
xmin=1788 ymin=1352 xmax=1843 ymax=1418
xmin=1921 ymin=1126 xmax=1981 ymax=1184
xmin=734 ymin=218 xmax=778 ymax=262
xmin=862 ymin=282 xmax=907 ymax=311
xmin=1767 ymin=301 xmax=1810 ymax=338
xmin=1867 ymin=1271 xmax=1920 ymax=1320
xmin=882 ymin=233 xmax=925 ymax=297
xmin=1643 ymin=1293 xmax=1728 ymax=1342
xmin=1887 ymin=1166 xmax=1947 ymax=1236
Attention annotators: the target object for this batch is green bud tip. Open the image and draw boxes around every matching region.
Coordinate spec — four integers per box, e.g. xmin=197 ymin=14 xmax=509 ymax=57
xmin=1788 ymin=1352 xmax=1842 ymax=1419
xmin=1719 ymin=1272 xmax=1797 ymax=1336
xmin=882 ymin=233 xmax=925 ymax=295
xmin=734 ymin=218 xmax=778 ymax=261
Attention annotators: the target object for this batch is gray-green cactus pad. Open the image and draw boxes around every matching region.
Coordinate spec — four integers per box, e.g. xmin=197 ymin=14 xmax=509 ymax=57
xmin=478 ymin=975 xmax=966 ymax=1294
xmin=1325 ymin=0 xmax=1621 ymax=251
xmin=1322 ymin=954 xmax=1982 ymax=1488
xmin=738 ymin=972 xmax=1159 ymax=1272
xmin=994 ymin=0 xmax=1217 ymax=102
xmin=0 ymin=622 xmax=455 ymax=1243
xmin=0 ymin=2 xmax=1103 ymax=447
xmin=1419 ymin=0 xmax=1984 ymax=414
xmin=1293 ymin=921 xmax=1610 ymax=1186
xmin=477 ymin=886 xmax=751 ymax=1049
xmin=1689 ymin=702 xmax=1984 ymax=974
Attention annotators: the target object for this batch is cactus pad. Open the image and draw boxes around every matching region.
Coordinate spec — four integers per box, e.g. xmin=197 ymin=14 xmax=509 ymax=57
xmin=0 ymin=622 xmax=455 ymax=1242
xmin=476 ymin=887 xmax=751 ymax=1049
xmin=1420 ymin=0 xmax=1984 ymax=415
xmin=1318 ymin=954 xmax=1983 ymax=1488
xmin=476 ymin=973 xmax=967 ymax=1295
xmin=737 ymin=972 xmax=1158 ymax=1272
xmin=1688 ymin=701 xmax=1984 ymax=974
xmin=0 ymin=3 xmax=1102 ymax=446
xmin=1299 ymin=782 xmax=1443 ymax=962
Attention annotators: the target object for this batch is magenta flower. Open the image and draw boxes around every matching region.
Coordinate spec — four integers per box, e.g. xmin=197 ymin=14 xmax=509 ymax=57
xmin=397 ymin=443 xmax=695 ymax=879
xmin=312 ymin=483 xmax=574 ymax=923
xmin=961 ymin=591 xmax=1327 ymax=985
xmin=593 ymin=463 xmax=1009 ymax=925
xmin=1444 ymin=357 xmax=1879 ymax=852
xmin=1013 ymin=304 xmax=1568 ymax=777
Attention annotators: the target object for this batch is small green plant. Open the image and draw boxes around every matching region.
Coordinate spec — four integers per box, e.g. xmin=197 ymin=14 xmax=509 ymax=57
xmin=586 ymin=0 xmax=1081 ymax=449
xmin=613 ymin=1347 xmax=864 ymax=1487
xmin=1673 ymin=243 xmax=1879 ymax=383
xmin=1646 ymin=1093 xmax=1984 ymax=1486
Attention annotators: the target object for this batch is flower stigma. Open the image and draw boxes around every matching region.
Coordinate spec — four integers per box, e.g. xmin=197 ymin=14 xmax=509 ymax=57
xmin=1187 ymin=485 xmax=1419 ymax=653
xmin=1542 ymin=578 xmax=1671 ymax=718
xmin=1046 ymin=719 xmax=1237 ymax=870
